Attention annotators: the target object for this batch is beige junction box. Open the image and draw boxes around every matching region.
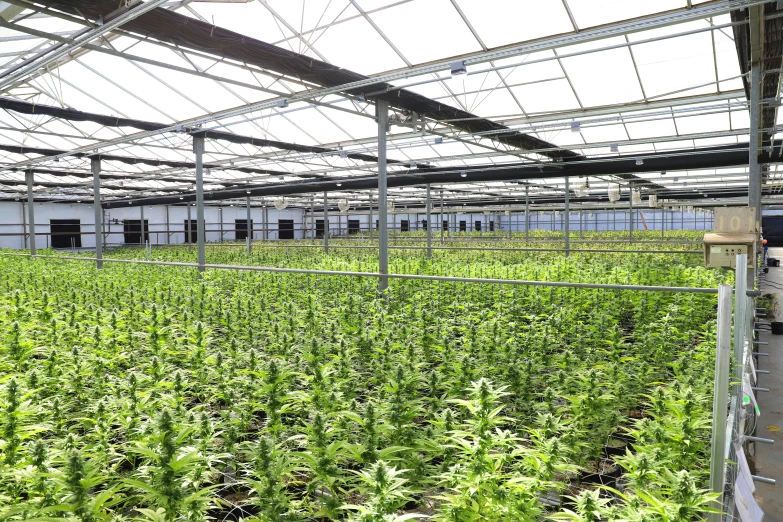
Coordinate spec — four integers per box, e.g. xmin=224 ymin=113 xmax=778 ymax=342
xmin=703 ymin=233 xmax=756 ymax=268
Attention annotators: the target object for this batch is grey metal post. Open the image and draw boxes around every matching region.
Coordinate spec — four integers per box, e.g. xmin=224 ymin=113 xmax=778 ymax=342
xmin=377 ymin=99 xmax=389 ymax=293
xmin=219 ymin=207 xmax=224 ymax=243
xmin=629 ymin=185 xmax=634 ymax=243
xmin=613 ymin=208 xmax=616 ymax=231
xmin=733 ymin=254 xmax=748 ymax=399
xmin=369 ymin=195 xmax=373 ymax=236
xmin=426 ymin=184 xmax=432 ymax=259
xmin=263 ymin=203 xmax=269 ymax=241
xmin=749 ymin=63 xmax=761 ymax=227
xmin=140 ymin=204 xmax=145 ymax=247
xmin=579 ymin=210 xmax=583 ymax=238
xmin=708 ymin=283 xmax=734 ymax=520
xmin=323 ymin=191 xmax=329 ymax=253
xmin=91 ymin=157 xmax=103 ymax=268
xmin=311 ymin=197 xmax=315 ymax=240
xmin=246 ymin=194 xmax=252 ymax=256
xmin=194 ymin=135 xmax=206 ymax=274
xmin=21 ymin=201 xmax=26 ymax=250
xmin=564 ymin=177 xmax=570 ymax=257
xmin=25 ymin=171 xmax=35 ymax=256
xmin=661 ymin=209 xmax=665 ymax=238
xmin=524 ymin=187 xmax=530 ymax=243
xmin=440 ymin=190 xmax=445 ymax=244
xmin=187 ymin=204 xmax=192 ymax=250
xmin=165 ymin=205 xmax=170 ymax=244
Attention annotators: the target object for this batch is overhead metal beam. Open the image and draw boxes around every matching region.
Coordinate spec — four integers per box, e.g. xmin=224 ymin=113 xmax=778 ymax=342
xmin=0 ymin=0 xmax=169 ymax=90
xmin=102 ymin=141 xmax=783 ymax=208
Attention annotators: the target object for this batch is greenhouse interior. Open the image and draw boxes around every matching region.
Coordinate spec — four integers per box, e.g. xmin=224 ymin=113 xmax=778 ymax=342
xmin=1 ymin=0 xmax=783 ymax=520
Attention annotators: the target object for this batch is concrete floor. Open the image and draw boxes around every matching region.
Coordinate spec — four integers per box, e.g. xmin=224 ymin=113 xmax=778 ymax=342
xmin=751 ymin=247 xmax=783 ymax=521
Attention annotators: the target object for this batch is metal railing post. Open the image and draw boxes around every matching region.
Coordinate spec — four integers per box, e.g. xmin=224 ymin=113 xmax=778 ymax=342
xmin=733 ymin=254 xmax=748 ymax=399
xmin=708 ymin=283 xmax=734 ymax=520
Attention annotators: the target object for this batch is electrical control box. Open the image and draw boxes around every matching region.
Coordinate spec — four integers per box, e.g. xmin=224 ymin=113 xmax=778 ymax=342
xmin=703 ymin=233 xmax=756 ymax=268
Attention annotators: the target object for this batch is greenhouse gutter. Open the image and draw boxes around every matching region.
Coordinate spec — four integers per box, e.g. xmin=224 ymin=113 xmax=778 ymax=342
xmin=2 ymin=252 xmax=759 ymax=295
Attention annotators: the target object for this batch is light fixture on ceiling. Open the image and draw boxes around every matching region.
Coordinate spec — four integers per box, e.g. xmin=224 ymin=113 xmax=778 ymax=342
xmin=246 ymin=190 xmax=250 ymax=194
xmin=570 ymin=121 xmax=581 ymax=133
xmin=460 ymin=170 xmax=467 ymax=178
xmin=276 ymin=99 xmax=288 ymax=108
xmin=610 ymin=144 xmax=619 ymax=153
xmin=336 ymin=182 xmax=343 ymax=187
xmin=434 ymin=137 xmax=443 ymax=144
xmin=450 ymin=60 xmax=467 ymax=76
xmin=410 ymin=161 xmax=417 ymax=168
xmin=635 ymin=159 xmax=643 ymax=166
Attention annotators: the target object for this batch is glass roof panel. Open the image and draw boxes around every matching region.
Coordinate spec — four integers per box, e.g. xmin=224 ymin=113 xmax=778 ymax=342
xmin=631 ymin=31 xmax=717 ymax=99
xmin=454 ymin=0 xmax=573 ymax=49
xmin=509 ymin=79 xmax=581 ymax=114
xmin=565 ymin=0 xmax=685 ymax=29
xmin=368 ymin=0 xmax=482 ymax=65
xmin=560 ymin=46 xmax=644 ymax=106
xmin=311 ymin=16 xmax=408 ymax=74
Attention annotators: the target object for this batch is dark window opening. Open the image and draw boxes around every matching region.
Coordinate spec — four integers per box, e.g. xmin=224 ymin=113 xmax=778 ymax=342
xmin=50 ymin=219 xmax=81 ymax=248
xmin=459 ymin=220 xmax=467 ymax=232
xmin=235 ymin=219 xmax=253 ymax=241
xmin=316 ymin=219 xmax=325 ymax=238
xmin=375 ymin=219 xmax=379 ymax=230
xmin=489 ymin=220 xmax=495 ymax=232
xmin=278 ymin=219 xmax=294 ymax=240
xmin=422 ymin=219 xmax=428 ymax=230
xmin=348 ymin=219 xmax=361 ymax=234
xmin=400 ymin=220 xmax=410 ymax=232
xmin=184 ymin=220 xmax=198 ymax=243
xmin=475 ymin=221 xmax=482 ymax=232
xmin=443 ymin=220 xmax=449 ymax=231
xmin=123 ymin=219 xmax=149 ymax=245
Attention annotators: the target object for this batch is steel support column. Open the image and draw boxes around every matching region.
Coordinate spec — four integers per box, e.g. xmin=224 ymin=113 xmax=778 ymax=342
xmin=187 ymin=204 xmax=192 ymax=250
xmin=377 ymin=99 xmax=389 ymax=294
xmin=246 ymin=194 xmax=252 ymax=256
xmin=165 ymin=205 xmax=170 ymax=244
xmin=323 ymin=191 xmax=329 ymax=253
xmin=369 ymin=194 xmax=373 ymax=236
xmin=194 ymin=135 xmax=206 ymax=274
xmin=264 ymin=205 xmax=269 ymax=240
xmin=440 ymin=191 xmax=445 ymax=244
xmin=426 ymin=184 xmax=432 ymax=259
xmin=91 ymin=157 xmax=102 ymax=268
xmin=140 ymin=205 xmax=145 ymax=247
xmin=25 ymin=170 xmax=35 ymax=256
xmin=629 ymin=185 xmax=634 ymax=243
xmin=749 ymin=64 xmax=762 ymax=227
xmin=564 ymin=178 xmax=570 ymax=257
xmin=524 ymin=187 xmax=529 ymax=243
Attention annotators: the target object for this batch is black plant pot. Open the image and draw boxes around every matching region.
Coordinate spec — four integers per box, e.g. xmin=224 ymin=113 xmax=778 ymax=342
xmin=771 ymin=322 xmax=783 ymax=335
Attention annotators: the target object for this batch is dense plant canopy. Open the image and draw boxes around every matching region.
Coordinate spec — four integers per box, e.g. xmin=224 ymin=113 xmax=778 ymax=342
xmin=0 ymin=238 xmax=728 ymax=521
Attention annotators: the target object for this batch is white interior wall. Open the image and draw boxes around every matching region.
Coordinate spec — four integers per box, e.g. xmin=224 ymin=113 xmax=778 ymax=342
xmin=0 ymin=202 xmax=309 ymax=249
xmin=0 ymin=202 xmax=716 ymax=251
